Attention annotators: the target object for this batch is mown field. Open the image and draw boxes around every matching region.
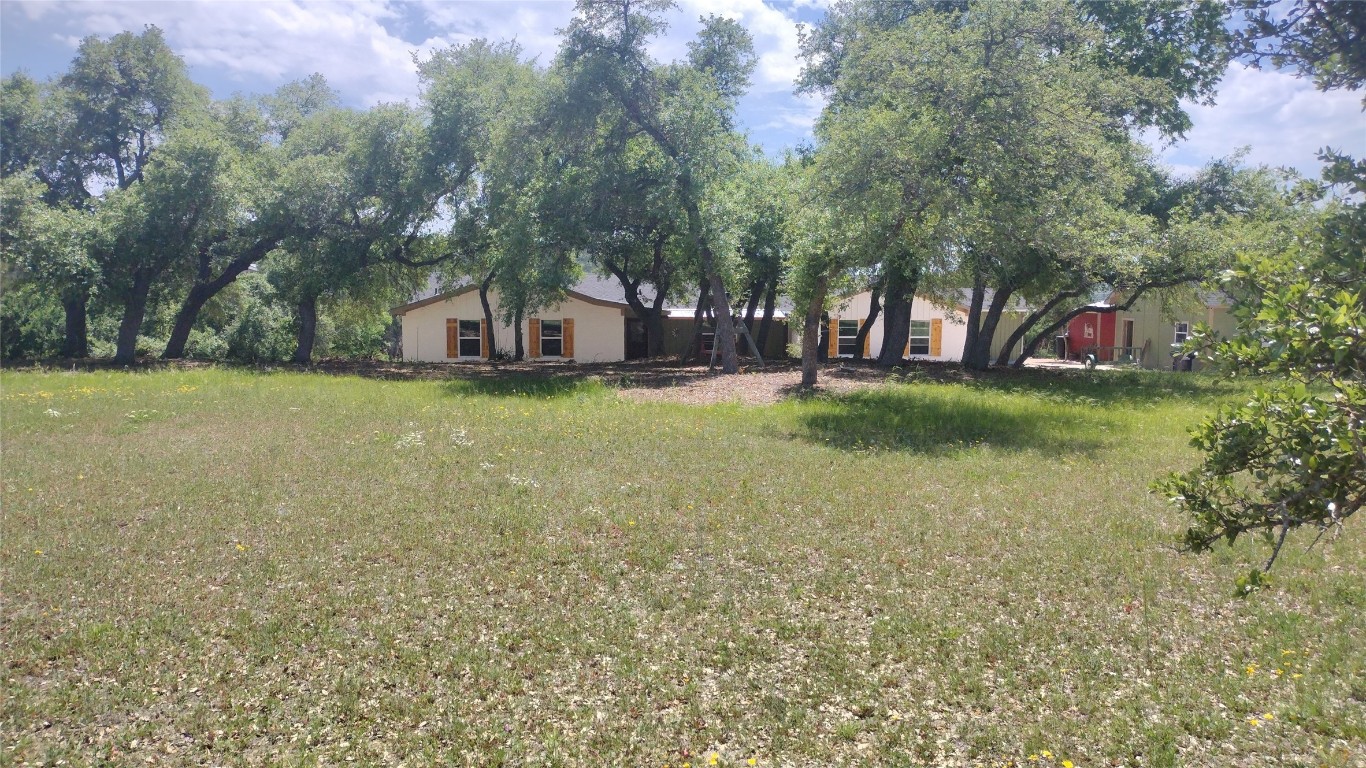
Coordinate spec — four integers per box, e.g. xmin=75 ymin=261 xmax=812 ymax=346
xmin=2 ymin=366 xmax=1362 ymax=767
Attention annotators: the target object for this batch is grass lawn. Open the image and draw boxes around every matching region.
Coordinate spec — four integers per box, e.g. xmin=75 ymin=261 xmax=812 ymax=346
xmin=2 ymin=366 xmax=1362 ymax=767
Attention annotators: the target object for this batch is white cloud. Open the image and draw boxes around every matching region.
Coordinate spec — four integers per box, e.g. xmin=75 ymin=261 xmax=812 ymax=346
xmin=1151 ymin=64 xmax=1366 ymax=180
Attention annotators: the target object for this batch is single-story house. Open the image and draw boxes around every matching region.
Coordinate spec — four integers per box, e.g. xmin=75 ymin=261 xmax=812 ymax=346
xmin=391 ymin=275 xmax=789 ymax=363
xmin=822 ymin=291 xmax=968 ymax=362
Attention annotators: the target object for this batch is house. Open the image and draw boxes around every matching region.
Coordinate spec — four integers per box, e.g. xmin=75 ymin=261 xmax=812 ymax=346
xmin=391 ymin=275 xmax=789 ymax=363
xmin=1110 ymin=292 xmax=1237 ymax=370
xmin=803 ymin=290 xmax=1027 ymax=363
xmin=1039 ymin=290 xmax=1237 ymax=369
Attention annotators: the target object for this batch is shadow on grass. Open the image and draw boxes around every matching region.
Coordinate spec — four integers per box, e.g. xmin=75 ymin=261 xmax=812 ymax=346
xmin=789 ymin=385 xmax=1113 ymax=457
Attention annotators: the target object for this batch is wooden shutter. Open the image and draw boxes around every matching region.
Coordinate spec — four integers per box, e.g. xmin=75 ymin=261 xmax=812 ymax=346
xmin=562 ymin=318 xmax=575 ymax=359
xmin=860 ymin=319 xmax=870 ymax=356
xmin=446 ymin=319 xmax=456 ymax=358
xmin=905 ymin=339 xmax=911 ymax=357
xmin=528 ymin=318 xmax=541 ymax=359
xmin=480 ymin=319 xmax=489 ymax=359
xmin=827 ymin=318 xmax=839 ymax=357
xmin=929 ymin=318 xmax=943 ymax=356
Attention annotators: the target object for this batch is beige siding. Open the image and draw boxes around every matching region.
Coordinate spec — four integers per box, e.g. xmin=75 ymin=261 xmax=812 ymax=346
xmin=808 ymin=292 xmax=968 ymax=362
xmin=1114 ymin=294 xmax=1237 ymax=370
xmin=399 ymin=289 xmax=626 ymax=363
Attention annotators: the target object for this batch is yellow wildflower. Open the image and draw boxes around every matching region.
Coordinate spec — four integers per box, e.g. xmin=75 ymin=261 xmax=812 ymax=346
xmin=1262 ymin=712 xmax=1274 ymax=720
xmin=1062 ymin=762 xmax=1074 ymax=768
xmin=709 ymin=754 xmax=718 ymax=766
xmin=748 ymin=760 xmax=757 ymax=767
xmin=1041 ymin=751 xmax=1052 ymax=759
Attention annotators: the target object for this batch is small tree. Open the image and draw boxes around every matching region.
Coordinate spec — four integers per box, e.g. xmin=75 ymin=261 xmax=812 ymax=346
xmin=1156 ymin=164 xmax=1364 ymax=581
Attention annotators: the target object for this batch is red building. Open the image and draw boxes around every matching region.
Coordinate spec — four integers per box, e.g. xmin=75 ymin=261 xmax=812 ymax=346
xmin=1065 ymin=309 xmax=1116 ymax=361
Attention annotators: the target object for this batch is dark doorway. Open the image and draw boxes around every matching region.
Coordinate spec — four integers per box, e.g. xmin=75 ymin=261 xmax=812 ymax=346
xmin=625 ymin=318 xmax=649 ymax=360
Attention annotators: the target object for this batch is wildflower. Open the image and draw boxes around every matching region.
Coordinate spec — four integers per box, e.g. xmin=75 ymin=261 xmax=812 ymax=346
xmin=709 ymin=754 xmax=718 ymax=766
xmin=1292 ymin=673 xmax=1304 ymax=679
xmin=33 ymin=549 xmax=43 ymax=556
xmin=748 ymin=760 xmax=757 ymax=767
xmin=1262 ymin=712 xmax=1274 ymax=720
xmin=1281 ymin=649 xmax=1295 ymax=656
xmin=1028 ymin=756 xmax=1040 ymax=762
xmin=1247 ymin=718 xmax=1259 ymax=727
xmin=1062 ymin=762 xmax=1074 ymax=768
xmin=1042 ymin=751 xmax=1053 ymax=759
xmin=1274 ymin=669 xmax=1283 ymax=676
xmin=628 ymin=520 xmax=636 ymax=527
xmin=1245 ymin=664 xmax=1258 ymax=676
xmin=236 ymin=543 xmax=247 ymax=552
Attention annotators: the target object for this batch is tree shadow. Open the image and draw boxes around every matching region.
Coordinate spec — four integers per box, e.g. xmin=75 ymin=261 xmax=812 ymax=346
xmin=789 ymin=385 xmax=1115 ymax=457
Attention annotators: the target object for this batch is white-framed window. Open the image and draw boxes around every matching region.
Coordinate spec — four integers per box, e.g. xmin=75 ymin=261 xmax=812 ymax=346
xmin=909 ymin=320 xmax=931 ymax=355
xmin=1083 ymin=322 xmax=1095 ymax=339
xmin=1174 ymin=321 xmax=1190 ymax=345
xmin=541 ymin=319 xmax=563 ymax=357
xmin=458 ymin=319 xmax=481 ymax=357
xmin=837 ymin=319 xmax=860 ymax=356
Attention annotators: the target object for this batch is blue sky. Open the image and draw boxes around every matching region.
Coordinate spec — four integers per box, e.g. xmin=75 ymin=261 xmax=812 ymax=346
xmin=3 ymin=0 xmax=1362 ymax=181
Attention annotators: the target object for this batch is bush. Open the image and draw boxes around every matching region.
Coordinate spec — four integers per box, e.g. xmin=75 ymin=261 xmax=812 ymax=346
xmin=0 ymin=282 xmax=65 ymax=360
xmin=185 ymin=329 xmax=228 ymax=360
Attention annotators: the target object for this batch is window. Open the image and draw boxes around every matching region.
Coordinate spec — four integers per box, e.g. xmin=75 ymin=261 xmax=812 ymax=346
xmin=837 ymin=319 xmax=860 ymax=356
xmin=541 ymin=319 xmax=563 ymax=357
xmin=458 ymin=320 xmax=481 ymax=357
xmin=908 ymin=320 xmax=931 ymax=355
xmin=700 ymin=331 xmax=715 ymax=356
xmin=1174 ymin=321 xmax=1190 ymax=345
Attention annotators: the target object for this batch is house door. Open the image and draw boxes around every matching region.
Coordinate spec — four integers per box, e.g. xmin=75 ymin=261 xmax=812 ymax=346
xmin=1122 ymin=319 xmax=1134 ymax=349
xmin=625 ymin=318 xmax=649 ymax=360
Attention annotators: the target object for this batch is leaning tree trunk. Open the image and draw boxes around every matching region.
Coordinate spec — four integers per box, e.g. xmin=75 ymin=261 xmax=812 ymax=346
xmin=164 ymin=243 xmax=275 ymax=359
xmin=993 ymin=287 xmax=1087 ymax=367
xmin=61 ymin=292 xmax=89 ymax=359
xmin=800 ymin=271 xmax=832 ymax=389
xmin=479 ymin=270 xmax=498 ymax=359
xmin=852 ymin=282 xmax=882 ymax=361
xmin=113 ymin=273 xmax=154 ymax=366
xmin=292 ymin=295 xmax=318 ymax=365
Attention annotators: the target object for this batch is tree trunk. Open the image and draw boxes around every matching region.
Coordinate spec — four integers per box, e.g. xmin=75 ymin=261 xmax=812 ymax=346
xmin=801 ymin=271 xmax=832 ymax=389
xmin=292 ymin=295 xmax=318 ymax=365
xmin=852 ymin=282 xmax=881 ymax=361
xmin=479 ymin=269 xmax=498 ymax=359
xmin=756 ymin=278 xmax=778 ymax=356
xmin=702 ymin=250 xmax=739 ymax=373
xmin=962 ymin=272 xmax=986 ymax=367
xmin=1010 ymin=283 xmax=1174 ymax=367
xmin=604 ymin=260 xmax=669 ymax=359
xmin=878 ymin=270 xmax=915 ymax=366
xmin=646 ymin=289 xmax=667 ymax=358
xmin=682 ymin=280 xmax=710 ymax=364
xmin=966 ymin=286 xmax=1013 ymax=371
xmin=61 ymin=292 xmax=88 ymax=359
xmin=514 ymin=307 xmax=524 ymax=361
xmin=993 ymin=287 xmax=1087 ymax=367
xmin=113 ymin=273 xmax=153 ymax=366
xmin=165 ymin=241 xmax=279 ymax=359
xmin=163 ymin=283 xmax=214 ymax=360
xmin=744 ymin=277 xmax=762 ymax=330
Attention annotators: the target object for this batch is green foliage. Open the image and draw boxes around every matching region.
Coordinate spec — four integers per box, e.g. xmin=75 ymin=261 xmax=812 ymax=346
xmin=1158 ymin=188 xmax=1365 ymax=572
xmin=0 ymin=281 xmax=65 ymax=359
